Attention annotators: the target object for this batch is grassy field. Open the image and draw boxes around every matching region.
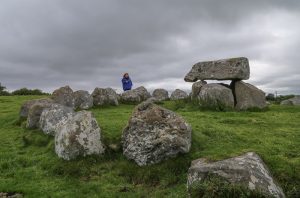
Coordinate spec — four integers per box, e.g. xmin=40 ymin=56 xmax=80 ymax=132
xmin=0 ymin=96 xmax=299 ymax=197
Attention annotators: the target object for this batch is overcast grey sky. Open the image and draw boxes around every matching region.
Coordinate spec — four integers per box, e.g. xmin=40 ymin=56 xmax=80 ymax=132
xmin=0 ymin=0 xmax=299 ymax=94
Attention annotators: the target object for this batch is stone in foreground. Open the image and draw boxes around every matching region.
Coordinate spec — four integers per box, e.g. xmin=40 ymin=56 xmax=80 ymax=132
xmin=73 ymin=90 xmax=93 ymax=110
xmin=187 ymin=152 xmax=285 ymax=198
xmin=122 ymin=101 xmax=192 ymax=166
xmin=184 ymin=57 xmax=250 ymax=82
xmin=121 ymin=86 xmax=151 ymax=104
xmin=51 ymin=86 xmax=75 ymax=108
xmin=39 ymin=104 xmax=74 ymax=136
xmin=55 ymin=111 xmax=105 ymax=160
xmin=233 ymin=81 xmax=267 ymax=110
xmin=19 ymin=98 xmax=53 ymax=118
xmin=170 ymin=89 xmax=188 ymax=100
xmin=92 ymin=87 xmax=119 ymax=106
xmin=198 ymin=83 xmax=234 ymax=110
xmin=152 ymin=88 xmax=169 ymax=101
xmin=280 ymin=96 xmax=300 ymax=106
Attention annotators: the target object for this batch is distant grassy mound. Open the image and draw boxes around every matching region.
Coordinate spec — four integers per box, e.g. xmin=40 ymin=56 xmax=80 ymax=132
xmin=0 ymin=96 xmax=299 ymax=197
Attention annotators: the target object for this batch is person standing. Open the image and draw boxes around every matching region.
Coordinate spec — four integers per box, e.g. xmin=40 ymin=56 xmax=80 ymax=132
xmin=122 ymin=73 xmax=133 ymax=91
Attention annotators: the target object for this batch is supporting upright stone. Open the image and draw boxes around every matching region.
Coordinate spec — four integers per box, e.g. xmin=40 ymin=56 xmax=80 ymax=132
xmin=184 ymin=57 xmax=250 ymax=82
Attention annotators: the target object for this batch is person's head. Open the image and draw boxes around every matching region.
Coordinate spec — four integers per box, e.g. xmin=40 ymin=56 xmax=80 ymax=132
xmin=123 ymin=73 xmax=129 ymax=78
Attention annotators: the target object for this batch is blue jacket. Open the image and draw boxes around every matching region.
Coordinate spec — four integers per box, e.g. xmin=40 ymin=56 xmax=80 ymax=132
xmin=122 ymin=77 xmax=133 ymax=91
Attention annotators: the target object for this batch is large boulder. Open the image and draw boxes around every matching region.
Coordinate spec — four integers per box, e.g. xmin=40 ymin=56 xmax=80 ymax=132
xmin=121 ymin=86 xmax=151 ymax=104
xmin=39 ymin=104 xmax=74 ymax=136
xmin=122 ymin=101 xmax=192 ymax=166
xmin=198 ymin=83 xmax=234 ymax=110
xmin=170 ymin=89 xmax=188 ymax=100
xmin=51 ymin=86 xmax=75 ymax=108
xmin=233 ymin=81 xmax=267 ymax=110
xmin=152 ymin=88 xmax=169 ymax=101
xmin=280 ymin=96 xmax=300 ymax=106
xmin=55 ymin=111 xmax=105 ymax=160
xmin=73 ymin=90 xmax=93 ymax=110
xmin=92 ymin=87 xmax=119 ymax=106
xmin=184 ymin=57 xmax=250 ymax=82
xmin=26 ymin=102 xmax=54 ymax=129
xmin=187 ymin=152 xmax=285 ymax=198
xmin=191 ymin=80 xmax=207 ymax=99
xmin=19 ymin=98 xmax=53 ymax=118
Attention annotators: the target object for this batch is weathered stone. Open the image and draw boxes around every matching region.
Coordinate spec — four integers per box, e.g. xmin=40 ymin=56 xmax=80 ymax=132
xmin=184 ymin=57 xmax=250 ymax=82
xmin=198 ymin=83 xmax=234 ymax=110
xmin=187 ymin=152 xmax=285 ymax=198
xmin=92 ymin=87 xmax=119 ymax=106
xmin=280 ymin=96 xmax=300 ymax=106
xmin=51 ymin=86 xmax=75 ymax=108
xmin=121 ymin=86 xmax=151 ymax=104
xmin=233 ymin=81 xmax=267 ymax=110
xmin=55 ymin=111 xmax=105 ymax=160
xmin=19 ymin=98 xmax=53 ymax=118
xmin=152 ymin=88 xmax=169 ymax=101
xmin=0 ymin=192 xmax=23 ymax=198
xmin=73 ymin=90 xmax=93 ymax=110
xmin=26 ymin=102 xmax=53 ymax=129
xmin=39 ymin=104 xmax=74 ymax=136
xmin=191 ymin=80 xmax=207 ymax=99
xmin=170 ymin=89 xmax=188 ymax=100
xmin=122 ymin=101 xmax=192 ymax=166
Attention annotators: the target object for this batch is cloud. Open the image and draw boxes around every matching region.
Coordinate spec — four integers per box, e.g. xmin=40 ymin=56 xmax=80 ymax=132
xmin=0 ymin=0 xmax=299 ymax=95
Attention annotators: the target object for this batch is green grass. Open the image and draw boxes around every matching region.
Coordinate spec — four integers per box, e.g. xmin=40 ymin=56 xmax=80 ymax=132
xmin=0 ymin=96 xmax=299 ymax=197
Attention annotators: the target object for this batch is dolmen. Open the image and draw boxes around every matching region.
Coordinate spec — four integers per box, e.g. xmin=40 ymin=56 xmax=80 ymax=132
xmin=122 ymin=100 xmax=192 ymax=166
xmin=185 ymin=57 xmax=267 ymax=110
xmin=187 ymin=152 xmax=285 ymax=198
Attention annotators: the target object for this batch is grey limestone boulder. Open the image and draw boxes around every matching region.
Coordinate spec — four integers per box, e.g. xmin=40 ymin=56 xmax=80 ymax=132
xmin=26 ymin=102 xmax=54 ymax=129
xmin=55 ymin=111 xmax=105 ymax=160
xmin=73 ymin=90 xmax=93 ymax=110
xmin=19 ymin=98 xmax=53 ymax=118
xmin=51 ymin=86 xmax=75 ymax=108
xmin=233 ymin=81 xmax=267 ymax=110
xmin=122 ymin=101 xmax=192 ymax=166
xmin=92 ymin=87 xmax=119 ymax=106
xmin=191 ymin=80 xmax=207 ymax=99
xmin=121 ymin=86 xmax=151 ymax=104
xmin=187 ymin=152 xmax=285 ymax=198
xmin=198 ymin=83 xmax=234 ymax=110
xmin=184 ymin=57 xmax=250 ymax=82
xmin=152 ymin=88 xmax=169 ymax=101
xmin=170 ymin=89 xmax=188 ymax=100
xmin=280 ymin=96 xmax=300 ymax=106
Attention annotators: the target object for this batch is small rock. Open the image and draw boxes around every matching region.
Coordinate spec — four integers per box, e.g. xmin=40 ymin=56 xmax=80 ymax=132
xmin=170 ymin=89 xmax=188 ymax=100
xmin=187 ymin=152 xmax=285 ymax=198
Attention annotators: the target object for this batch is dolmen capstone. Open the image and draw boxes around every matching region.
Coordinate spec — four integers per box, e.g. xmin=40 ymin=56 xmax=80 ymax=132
xmin=121 ymin=86 xmax=151 ymax=104
xmin=280 ymin=96 xmax=300 ymax=106
xmin=92 ymin=87 xmax=119 ymax=106
xmin=185 ymin=57 xmax=267 ymax=110
xmin=187 ymin=152 xmax=285 ymax=198
xmin=152 ymin=88 xmax=169 ymax=101
xmin=55 ymin=111 xmax=105 ymax=160
xmin=170 ymin=89 xmax=188 ymax=100
xmin=122 ymin=100 xmax=192 ymax=166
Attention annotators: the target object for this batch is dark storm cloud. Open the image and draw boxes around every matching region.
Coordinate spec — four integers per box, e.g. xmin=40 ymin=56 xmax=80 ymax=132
xmin=0 ymin=0 xmax=299 ymax=94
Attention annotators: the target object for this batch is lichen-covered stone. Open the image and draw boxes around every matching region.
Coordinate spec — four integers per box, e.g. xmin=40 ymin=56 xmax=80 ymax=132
xmin=280 ymin=96 xmax=300 ymax=106
xmin=233 ymin=81 xmax=267 ymax=110
xmin=26 ymin=102 xmax=54 ymax=129
xmin=19 ymin=98 xmax=53 ymax=118
xmin=187 ymin=152 xmax=285 ymax=198
xmin=122 ymin=101 xmax=192 ymax=166
xmin=121 ymin=86 xmax=151 ymax=104
xmin=51 ymin=86 xmax=75 ymax=108
xmin=92 ymin=87 xmax=119 ymax=106
xmin=170 ymin=89 xmax=188 ymax=100
xmin=73 ymin=90 xmax=93 ymax=110
xmin=198 ymin=83 xmax=234 ymax=110
xmin=191 ymin=80 xmax=207 ymax=99
xmin=184 ymin=57 xmax=250 ymax=82
xmin=55 ymin=111 xmax=105 ymax=160
xmin=39 ymin=104 xmax=74 ymax=136
xmin=152 ymin=88 xmax=169 ymax=101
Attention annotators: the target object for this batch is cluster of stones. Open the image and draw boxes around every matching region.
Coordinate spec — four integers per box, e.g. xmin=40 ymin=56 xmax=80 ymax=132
xmin=185 ymin=57 xmax=267 ymax=110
